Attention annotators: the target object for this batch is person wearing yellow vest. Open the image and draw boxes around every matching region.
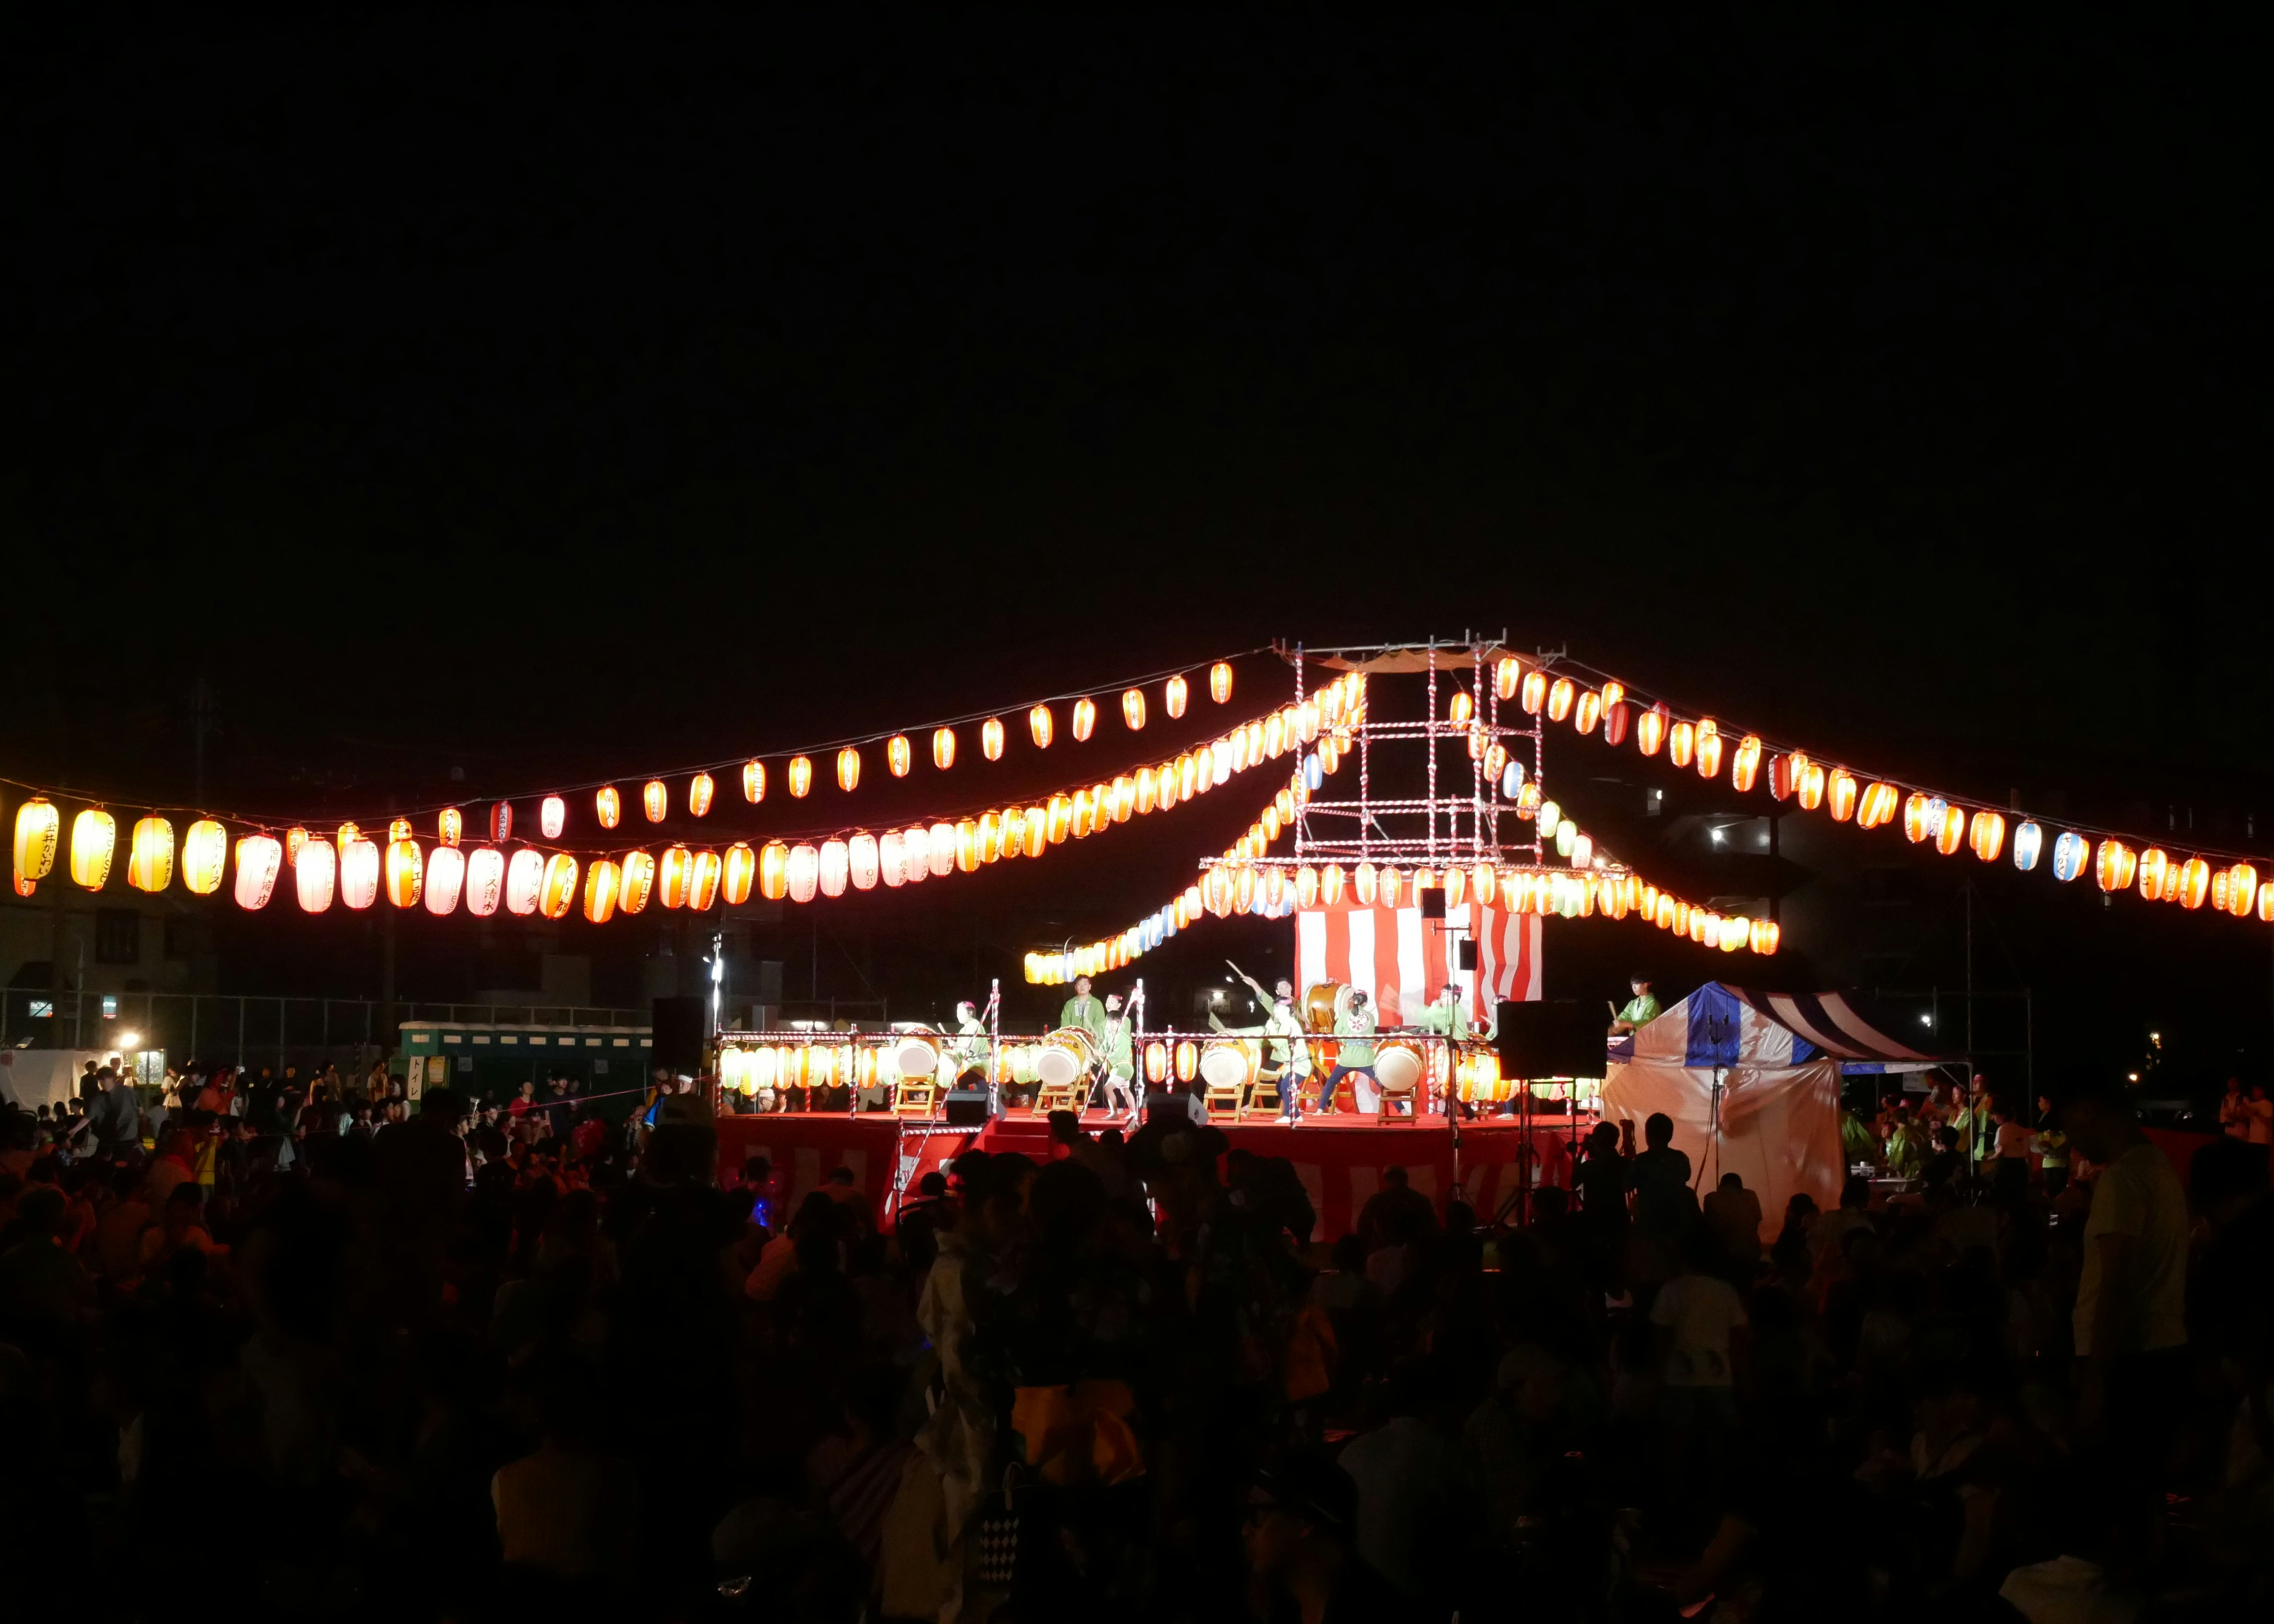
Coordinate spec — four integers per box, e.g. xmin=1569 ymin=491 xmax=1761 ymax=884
xmin=1059 ymin=976 xmax=1109 ymax=1049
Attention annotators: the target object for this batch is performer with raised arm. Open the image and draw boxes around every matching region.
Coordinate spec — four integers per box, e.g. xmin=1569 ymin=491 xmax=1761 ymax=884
xmin=1414 ymin=981 xmax=1470 ymax=1039
xmin=946 ymin=1000 xmax=989 ymax=1078
xmin=1226 ymin=959 xmax=1293 ymax=1019
xmin=1209 ymin=981 xmax=1307 ymax=1123
xmin=1099 ymin=993 xmax=1138 ymax=1121
xmin=1323 ymin=988 xmax=1379 ymax=1114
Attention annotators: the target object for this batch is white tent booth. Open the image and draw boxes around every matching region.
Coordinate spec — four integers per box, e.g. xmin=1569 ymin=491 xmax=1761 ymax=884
xmin=1600 ymin=984 xmax=1948 ymax=1233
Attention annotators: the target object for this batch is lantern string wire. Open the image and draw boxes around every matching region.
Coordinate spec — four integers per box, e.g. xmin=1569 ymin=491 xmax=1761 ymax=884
xmin=1532 ymin=654 xmax=2272 ymax=869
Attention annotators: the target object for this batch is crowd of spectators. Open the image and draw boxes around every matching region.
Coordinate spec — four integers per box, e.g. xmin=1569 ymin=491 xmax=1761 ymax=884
xmin=2 ymin=1059 xmax=2271 ymax=1622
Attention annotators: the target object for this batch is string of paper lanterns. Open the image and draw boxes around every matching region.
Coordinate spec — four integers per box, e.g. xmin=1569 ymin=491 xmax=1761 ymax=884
xmin=1504 ymin=651 xmax=2274 ymax=927
xmin=5 ymin=671 xmax=1368 ymax=924
xmin=2 ymin=660 xmax=1316 ymax=915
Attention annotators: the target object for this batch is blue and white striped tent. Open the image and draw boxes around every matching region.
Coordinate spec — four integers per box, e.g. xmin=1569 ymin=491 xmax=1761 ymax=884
xmin=1608 ymin=983 xmax=1948 ymax=1074
xmin=1598 ymin=983 xmax=1943 ymax=1230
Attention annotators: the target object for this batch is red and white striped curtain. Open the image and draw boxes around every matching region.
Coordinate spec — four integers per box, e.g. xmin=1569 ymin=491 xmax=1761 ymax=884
xmin=1292 ymin=902 xmax=1541 ymax=1027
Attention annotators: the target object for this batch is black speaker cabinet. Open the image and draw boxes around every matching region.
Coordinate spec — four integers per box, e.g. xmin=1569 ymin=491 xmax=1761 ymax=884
xmin=1495 ymin=1000 xmax=1609 ymax=1079
xmin=942 ymin=1089 xmax=992 ymax=1125
xmin=650 ymin=996 xmax=708 ymax=1075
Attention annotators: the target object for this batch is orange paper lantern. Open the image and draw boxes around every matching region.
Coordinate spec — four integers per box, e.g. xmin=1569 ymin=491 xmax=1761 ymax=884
xmin=1210 ymin=661 xmax=1233 ymax=704
xmin=594 ymin=787 xmax=620 ymax=829
xmin=1968 ymin=810 xmax=2007 ymax=862
xmin=642 ymin=780 xmax=669 ymax=822
xmin=759 ymin=841 xmax=790 ymax=901
xmin=182 ymin=819 xmax=227 ymax=896
xmin=618 ymin=850 xmax=656 ymax=914
xmin=837 ymin=747 xmax=861 ymax=792
xmin=688 ymin=772 xmax=715 ymax=817
xmin=787 ymin=756 xmax=813 ymax=798
xmin=127 ymin=816 xmax=174 ymax=893
xmin=932 ymin=728 xmax=956 ymax=770
xmin=70 ymin=809 xmax=117 ymax=890
xmin=1072 ymin=697 xmax=1096 ymax=741
xmin=538 ymin=853 xmax=578 ymax=919
xmin=887 ymin=735 xmax=912 ymax=777
xmin=385 ymin=838 xmax=423 ymax=908
xmin=723 ymin=842 xmax=756 ymax=905
xmin=982 ymin=718 xmax=1005 ymax=761
xmin=584 ymin=859 xmax=620 ymax=923
xmin=1166 ymin=675 xmax=1189 ymax=719
xmin=688 ymin=849 xmax=722 ymax=911
xmin=659 ymin=845 xmax=695 ymax=909
xmin=1122 ymin=688 xmax=1146 ymax=730
xmin=743 ymin=760 xmax=766 ymax=803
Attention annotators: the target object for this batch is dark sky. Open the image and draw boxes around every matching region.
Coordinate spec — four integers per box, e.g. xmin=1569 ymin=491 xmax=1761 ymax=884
xmin=3 ymin=13 xmax=2269 ymax=1080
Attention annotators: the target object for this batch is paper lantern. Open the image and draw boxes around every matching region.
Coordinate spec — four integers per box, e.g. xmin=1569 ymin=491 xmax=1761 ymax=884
xmin=1601 ymin=699 xmax=1631 ymax=748
xmin=387 ymin=817 xmax=412 ymax=844
xmin=1767 ymin=753 xmax=1796 ymax=801
xmin=285 ymin=826 xmax=309 ymax=865
xmin=1264 ymin=710 xmax=1287 ymax=759
xmin=1065 ymin=696 xmax=1095 ymax=743
xmin=13 ymin=798 xmax=59 ymax=887
xmin=1122 ymin=689 xmax=1146 ymax=730
xmin=887 ymin=735 xmax=913 ymax=778
xmin=385 ymin=838 xmax=423 ymax=908
xmin=1351 ymin=861 xmax=1378 ymax=906
xmin=584 ymin=859 xmax=620 ymax=923
xmin=932 ymin=728 xmax=957 ymax=770
xmin=1441 ymin=864 xmax=1467 ymax=909
xmin=1748 ymin=918 xmax=1781 ymax=955
xmin=292 ymin=838 xmax=335 ymax=913
xmin=689 ymin=849 xmax=722 ymax=911
xmin=1201 ymin=866 xmax=1232 ymax=918
xmin=659 ymin=845 xmax=695 ymax=909
xmin=1575 ymin=689 xmax=1603 ymax=736
xmin=2095 ymin=839 xmax=2137 ymax=894
xmin=1447 ymin=689 xmax=1475 ymax=728
xmin=1827 ymin=770 xmax=1858 ymax=822
xmin=1494 ymin=656 xmax=1521 ymax=701
xmin=1934 ymin=805 xmax=1965 ymax=856
xmin=847 ymin=832 xmax=880 ymax=891
xmin=1797 ymin=762 xmax=1827 ymax=811
xmin=2262 ymin=882 xmax=2274 ymax=923
xmin=2135 ymin=846 xmax=2170 ymax=901
xmin=2051 ymin=831 xmax=2090 ymax=882
xmin=929 ymin=822 xmax=958 ymax=878
xmin=127 ymin=816 xmax=174 ymax=893
xmin=723 ymin=842 xmax=756 ymax=905
xmin=1143 ymin=1041 xmax=1169 ymax=1085
xmin=1667 ymin=720 xmax=1696 ymax=769
xmin=1235 ymin=865 xmax=1258 ymax=914
xmin=338 ymin=839 xmax=379 ymax=910
xmin=70 ymin=809 xmax=116 ymax=890
xmin=973 ymin=717 xmax=1001 ymax=762
xmin=619 ymin=849 xmax=656 ymax=914
xmin=837 ymin=747 xmax=861 ymax=792
xmin=758 ymin=841 xmax=790 ymax=901
xmin=2176 ymin=857 xmax=2211 ymax=910
xmin=903 ymin=825 xmax=932 ymax=881
xmin=177 ymin=819 xmax=227 ymax=896
xmin=232 ymin=834 xmax=282 ymax=910
xmin=1311 ymin=863 xmax=1341 ymax=906
xmin=505 ymin=849 xmax=546 ymax=915
xmin=537 ymin=795 xmax=566 ymax=839
xmin=1175 ymin=1040 xmax=1198 ymax=1083
xmin=1021 ymin=806 xmax=1047 ymax=859
xmin=818 ymin=839 xmax=850 ymax=898
xmin=1636 ymin=703 xmax=1667 ymax=756
xmin=1161 ymin=675 xmax=1188 ymax=721
xmin=689 ymin=773 xmax=715 ymax=817
xmin=1861 ymin=782 xmax=1902 ymax=830
xmin=1209 ymin=661 xmax=1233 ymax=705
xmin=1545 ymin=677 xmax=1575 ymax=723
xmin=1519 ymin=669 xmax=1549 ymax=715
xmin=1210 ymin=739 xmax=1233 ymax=787
xmin=416 ymin=842 xmax=462 ymax=916
xmin=775 ymin=842 xmax=816 ymax=904
xmin=479 ymin=802 xmax=509 ymax=844
xmin=737 ymin=760 xmax=764 ymax=804
xmin=538 ymin=853 xmax=578 ymax=919
xmin=1554 ymin=821 xmax=1577 ymax=859
xmin=2010 ymin=820 xmax=2042 ymax=871
xmin=594 ymin=787 xmax=620 ymax=829
xmin=332 ymin=822 xmax=362 ymax=862
xmin=642 ymin=780 xmax=669 ymax=822
xmin=878 ymin=831 xmax=906 ymax=888
xmin=1969 ymin=811 xmax=2007 ymax=863
xmin=2218 ymin=863 xmax=2258 ymax=919
xmin=1110 ymin=775 xmax=1136 ymax=824
xmin=1902 ymin=792 xmax=1936 ymax=844
xmin=1730 ymin=736 xmax=1762 ymax=793
xmin=1694 ymin=721 xmax=1723 ymax=779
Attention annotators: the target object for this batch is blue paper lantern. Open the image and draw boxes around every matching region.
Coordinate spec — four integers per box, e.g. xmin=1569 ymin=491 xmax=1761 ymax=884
xmin=2012 ymin=820 xmax=2042 ymax=872
xmin=2051 ymin=830 xmax=2090 ymax=883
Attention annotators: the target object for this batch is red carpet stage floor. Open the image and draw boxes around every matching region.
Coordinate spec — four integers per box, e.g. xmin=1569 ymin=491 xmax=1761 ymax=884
xmin=716 ymin=1111 xmax=1587 ymax=1233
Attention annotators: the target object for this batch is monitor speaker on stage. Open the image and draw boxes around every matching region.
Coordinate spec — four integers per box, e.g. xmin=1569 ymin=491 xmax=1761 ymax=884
xmin=1419 ymin=887 xmax=1446 ymax=920
xmin=651 ymin=996 xmax=707 ymax=1075
xmin=1495 ymin=1000 xmax=1607 ymax=1080
xmin=1455 ymin=939 xmax=1477 ymax=971
xmin=943 ymin=1089 xmax=991 ymax=1126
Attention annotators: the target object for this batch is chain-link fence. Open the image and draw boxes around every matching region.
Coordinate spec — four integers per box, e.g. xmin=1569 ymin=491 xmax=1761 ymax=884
xmin=0 ymin=988 xmax=648 ymax=1073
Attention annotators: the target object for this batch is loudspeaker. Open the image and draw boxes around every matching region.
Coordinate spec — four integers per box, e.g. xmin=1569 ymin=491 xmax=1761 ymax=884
xmin=943 ymin=1089 xmax=991 ymax=1125
xmin=1496 ymin=1000 xmax=1607 ymax=1080
xmin=651 ymin=996 xmax=708 ymax=1075
xmin=1418 ymin=887 xmax=1447 ymax=920
xmin=1455 ymin=939 xmax=1478 ymax=971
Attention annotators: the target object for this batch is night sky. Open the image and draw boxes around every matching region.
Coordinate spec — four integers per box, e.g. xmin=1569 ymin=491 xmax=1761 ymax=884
xmin=4 ymin=14 xmax=2268 ymax=1091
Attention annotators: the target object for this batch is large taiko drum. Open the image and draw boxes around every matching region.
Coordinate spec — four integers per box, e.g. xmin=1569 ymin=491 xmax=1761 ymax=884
xmin=1302 ymin=982 xmax=1345 ymax=1070
xmin=1373 ymin=1039 xmax=1427 ymax=1097
xmin=892 ymin=1027 xmax=942 ymax=1079
xmin=1036 ymin=1026 xmax=1098 ymax=1090
xmin=1198 ymin=1038 xmax=1259 ymax=1092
